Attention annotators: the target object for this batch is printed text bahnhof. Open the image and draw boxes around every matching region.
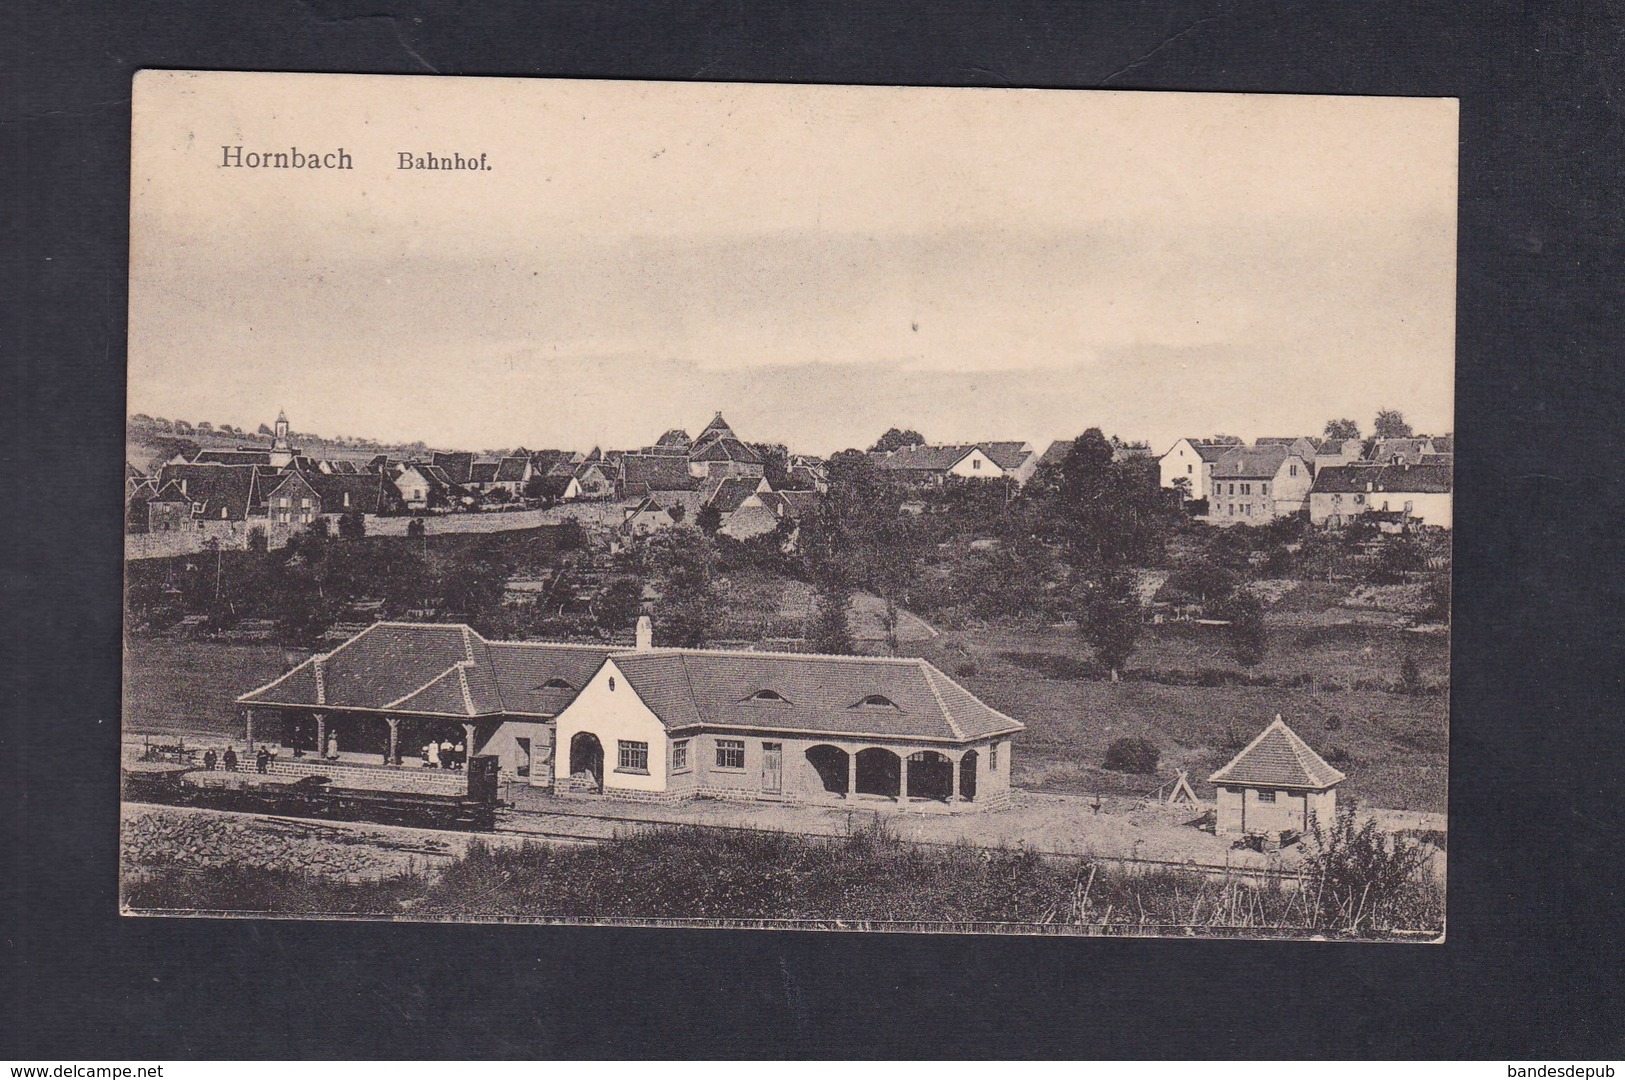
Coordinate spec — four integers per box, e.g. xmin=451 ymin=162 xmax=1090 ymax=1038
xmin=220 ymin=147 xmax=493 ymax=171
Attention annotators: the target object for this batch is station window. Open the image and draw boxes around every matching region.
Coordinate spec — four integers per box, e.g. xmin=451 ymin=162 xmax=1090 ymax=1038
xmin=616 ymin=740 xmax=648 ymax=774
xmin=989 ymin=743 xmax=999 ymax=771
xmin=671 ymin=739 xmax=690 ymax=773
xmin=1257 ymin=790 xmax=1277 ymax=803
xmin=716 ymin=739 xmax=745 ymax=770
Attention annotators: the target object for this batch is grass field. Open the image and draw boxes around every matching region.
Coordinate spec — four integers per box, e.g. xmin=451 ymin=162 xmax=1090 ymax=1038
xmin=123 ymin=637 xmax=289 ymax=736
xmin=908 ymin=620 xmax=1448 ymax=812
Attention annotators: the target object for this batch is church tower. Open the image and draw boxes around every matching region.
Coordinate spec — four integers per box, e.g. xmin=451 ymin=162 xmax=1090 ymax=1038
xmin=270 ymin=408 xmax=294 ymax=468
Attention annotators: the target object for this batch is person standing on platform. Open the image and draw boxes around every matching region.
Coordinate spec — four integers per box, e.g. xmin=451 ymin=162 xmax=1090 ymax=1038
xmin=326 ymin=733 xmax=339 ymax=761
xmin=426 ymin=740 xmax=439 ymax=770
xmin=440 ymin=737 xmax=453 ymax=769
xmin=203 ymin=749 xmax=217 ymax=771
xmin=222 ymin=746 xmax=237 ymax=772
xmin=453 ymin=739 xmax=466 ymax=770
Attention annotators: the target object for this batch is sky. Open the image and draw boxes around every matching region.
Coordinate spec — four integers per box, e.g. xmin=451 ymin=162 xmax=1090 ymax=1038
xmin=128 ymin=72 xmax=1458 ymax=457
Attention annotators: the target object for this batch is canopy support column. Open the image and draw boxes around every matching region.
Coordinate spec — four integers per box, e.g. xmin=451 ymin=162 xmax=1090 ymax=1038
xmin=243 ymin=707 xmax=255 ymax=751
xmin=846 ymin=750 xmax=858 ymax=799
xmin=387 ymin=717 xmax=400 ymax=766
xmin=314 ymin=711 xmax=327 ymax=760
xmin=898 ymin=753 xmax=909 ymax=807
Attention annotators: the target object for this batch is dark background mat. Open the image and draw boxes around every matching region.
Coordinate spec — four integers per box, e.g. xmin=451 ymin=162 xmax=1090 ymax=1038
xmin=5 ymin=0 xmax=1623 ymax=1059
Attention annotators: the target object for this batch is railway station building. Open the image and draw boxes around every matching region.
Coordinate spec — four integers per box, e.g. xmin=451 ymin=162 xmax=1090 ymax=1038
xmin=238 ymin=619 xmax=1022 ymax=811
xmin=1207 ymin=716 xmax=1346 ymax=838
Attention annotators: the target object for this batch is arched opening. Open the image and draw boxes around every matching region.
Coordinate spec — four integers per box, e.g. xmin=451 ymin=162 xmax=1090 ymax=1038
xmin=906 ymin=750 xmax=954 ymax=802
xmin=958 ymin=750 xmax=978 ymax=802
xmin=854 ymin=747 xmax=901 ymax=799
xmin=805 ymin=745 xmax=850 ymax=796
xmin=568 ymin=731 xmax=604 ymax=792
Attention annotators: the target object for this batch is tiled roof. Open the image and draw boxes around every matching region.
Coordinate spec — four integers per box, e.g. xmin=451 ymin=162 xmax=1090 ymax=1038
xmin=241 ymin=622 xmax=1023 ymax=746
xmin=468 ymin=461 xmax=500 ymax=484
xmin=1366 ymin=438 xmax=1433 ymax=464
xmin=1211 ymin=445 xmax=1293 ymax=480
xmin=194 ymin=449 xmax=273 ymax=465
xmin=240 ymin=623 xmax=499 ymax=716
xmin=654 ymin=428 xmax=691 ymax=448
xmin=702 ymin=476 xmax=765 ymax=515
xmin=878 ymin=444 xmax=978 ymax=472
xmin=1208 ymin=717 xmax=1346 ymax=790
xmin=1309 ymin=463 xmax=1452 ymax=495
xmin=431 ymin=452 xmax=475 ymax=484
xmin=486 ymin=641 xmax=617 ymax=716
xmin=494 ymin=456 xmax=530 ymax=482
xmin=305 ymin=472 xmax=391 ymax=515
xmin=608 ymin=650 xmax=1021 ymax=743
xmin=689 ymin=436 xmax=763 ymax=464
xmin=979 ymin=441 xmax=1034 ymax=471
xmin=621 ymin=454 xmax=699 ymax=494
xmin=155 ymin=463 xmax=261 ymax=520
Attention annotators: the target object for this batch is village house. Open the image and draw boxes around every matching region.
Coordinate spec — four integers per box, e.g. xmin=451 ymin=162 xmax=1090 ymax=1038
xmin=1208 ymin=716 xmax=1345 ymax=838
xmin=1254 ymin=436 xmax=1322 ymax=462
xmin=877 ymin=443 xmax=1010 ymax=485
xmin=1308 ymin=462 xmax=1453 ymax=529
xmin=1157 ymin=438 xmax=1241 ymax=502
xmin=1366 ymin=436 xmax=1438 ymax=465
xmin=1206 ymin=445 xmax=1314 ymax=524
xmin=619 ymin=453 xmax=700 ymax=499
xmin=1314 ymin=438 xmax=1366 ymax=473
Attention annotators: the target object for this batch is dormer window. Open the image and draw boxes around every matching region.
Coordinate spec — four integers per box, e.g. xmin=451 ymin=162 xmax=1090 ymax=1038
xmin=540 ymin=677 xmax=574 ymax=690
xmin=853 ymin=694 xmax=898 ymax=709
xmin=746 ymin=689 xmax=789 ymax=703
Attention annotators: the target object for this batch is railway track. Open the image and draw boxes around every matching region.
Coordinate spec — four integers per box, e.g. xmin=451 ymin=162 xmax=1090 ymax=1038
xmin=125 ymin=800 xmax=1304 ymax=882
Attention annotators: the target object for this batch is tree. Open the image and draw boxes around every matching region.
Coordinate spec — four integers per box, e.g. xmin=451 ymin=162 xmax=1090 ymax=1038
xmin=644 ymin=526 xmax=719 ymax=647
xmin=1223 ymin=591 xmax=1268 ymax=669
xmin=1051 ymin=428 xmax=1171 ymax=570
xmin=1077 ymin=569 xmax=1142 ymax=682
xmin=752 ymin=442 xmax=791 ymax=489
xmin=337 ymin=510 xmax=366 ymax=541
xmin=406 ymin=517 xmax=426 ymax=539
xmin=808 ymin=586 xmax=855 ymax=654
xmin=258 ymin=423 xmax=274 ymax=436
xmin=1373 ymin=409 xmax=1413 ymax=438
xmin=1324 ymin=418 xmax=1361 ymax=440
xmin=869 ymin=427 xmax=925 ymax=453
xmin=304 ymin=516 xmax=332 ymax=542
xmin=695 ymin=502 xmax=723 ymax=535
xmin=245 ymin=526 xmax=268 ymax=554
xmin=594 ymin=575 xmax=644 ymax=639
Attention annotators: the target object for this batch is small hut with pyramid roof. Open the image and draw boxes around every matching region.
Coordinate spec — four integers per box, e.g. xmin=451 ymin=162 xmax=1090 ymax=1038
xmin=1208 ymin=715 xmax=1346 ymax=837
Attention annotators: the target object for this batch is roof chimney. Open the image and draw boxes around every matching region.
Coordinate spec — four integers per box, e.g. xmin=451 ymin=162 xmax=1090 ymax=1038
xmin=635 ymin=614 xmax=653 ymax=651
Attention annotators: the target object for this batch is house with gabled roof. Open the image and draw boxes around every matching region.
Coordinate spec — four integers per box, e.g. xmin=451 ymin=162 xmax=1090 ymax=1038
xmin=619 ymin=453 xmax=700 ymax=498
xmin=1308 ymin=462 xmax=1452 ymax=529
xmin=1208 ymin=716 xmax=1346 ymax=837
xmin=1207 ymin=445 xmax=1313 ymax=524
xmin=430 ymin=451 xmax=475 ymax=485
xmin=687 ymin=435 xmax=765 ymax=480
xmin=237 ymin=618 xmax=1023 ymax=809
xmin=877 ymin=443 xmax=1010 ymax=486
xmin=1157 ymin=438 xmax=1240 ymax=502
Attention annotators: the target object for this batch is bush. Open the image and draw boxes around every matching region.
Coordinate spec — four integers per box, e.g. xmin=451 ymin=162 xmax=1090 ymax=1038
xmin=1102 ymin=736 xmax=1160 ymax=774
xmin=406 ymin=518 xmax=426 ymax=539
xmin=954 ymin=660 xmax=979 ymax=678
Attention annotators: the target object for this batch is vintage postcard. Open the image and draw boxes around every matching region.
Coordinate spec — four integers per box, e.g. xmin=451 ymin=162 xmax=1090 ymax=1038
xmin=122 ymin=71 xmax=1455 ymax=937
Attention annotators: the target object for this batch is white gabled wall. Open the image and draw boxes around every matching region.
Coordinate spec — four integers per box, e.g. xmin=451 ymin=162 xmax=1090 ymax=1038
xmin=947 ymin=448 xmax=1000 ymax=479
xmin=551 ymin=658 xmax=669 ymax=793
